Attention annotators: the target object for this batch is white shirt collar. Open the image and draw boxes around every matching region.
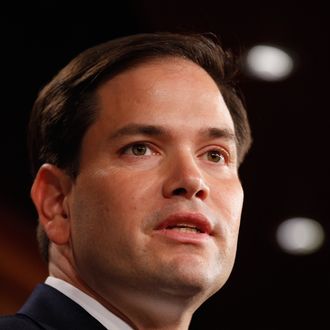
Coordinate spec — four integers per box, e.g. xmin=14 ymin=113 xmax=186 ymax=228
xmin=45 ymin=276 xmax=134 ymax=330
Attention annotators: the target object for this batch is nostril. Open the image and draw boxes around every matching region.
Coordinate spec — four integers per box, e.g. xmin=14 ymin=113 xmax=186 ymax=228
xmin=172 ymin=187 xmax=187 ymax=196
xmin=195 ymin=190 xmax=205 ymax=199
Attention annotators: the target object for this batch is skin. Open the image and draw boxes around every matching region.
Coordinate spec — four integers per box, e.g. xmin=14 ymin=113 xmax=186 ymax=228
xmin=31 ymin=58 xmax=244 ymax=330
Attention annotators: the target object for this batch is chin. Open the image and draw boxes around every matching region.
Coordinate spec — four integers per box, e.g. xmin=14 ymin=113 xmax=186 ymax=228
xmin=159 ymin=258 xmax=228 ymax=299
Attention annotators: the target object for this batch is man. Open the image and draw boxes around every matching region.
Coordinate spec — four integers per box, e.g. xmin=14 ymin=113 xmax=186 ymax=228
xmin=1 ymin=32 xmax=251 ymax=329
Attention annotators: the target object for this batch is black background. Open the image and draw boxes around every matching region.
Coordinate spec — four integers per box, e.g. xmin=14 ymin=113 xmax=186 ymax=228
xmin=1 ymin=1 xmax=329 ymax=329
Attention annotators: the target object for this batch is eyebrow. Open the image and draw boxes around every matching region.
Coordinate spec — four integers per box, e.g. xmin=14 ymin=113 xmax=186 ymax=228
xmin=110 ymin=124 xmax=167 ymax=139
xmin=109 ymin=123 xmax=236 ymax=143
xmin=199 ymin=127 xmax=236 ymax=143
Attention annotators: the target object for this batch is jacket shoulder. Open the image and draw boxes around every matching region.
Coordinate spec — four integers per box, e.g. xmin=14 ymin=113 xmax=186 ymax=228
xmin=0 ymin=314 xmax=43 ymax=329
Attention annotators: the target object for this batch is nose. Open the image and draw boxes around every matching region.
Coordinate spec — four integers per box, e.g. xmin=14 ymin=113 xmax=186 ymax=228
xmin=162 ymin=153 xmax=210 ymax=201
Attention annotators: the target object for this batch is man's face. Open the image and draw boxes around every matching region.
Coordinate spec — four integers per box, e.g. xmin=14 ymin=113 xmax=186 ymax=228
xmin=68 ymin=58 xmax=244 ymax=304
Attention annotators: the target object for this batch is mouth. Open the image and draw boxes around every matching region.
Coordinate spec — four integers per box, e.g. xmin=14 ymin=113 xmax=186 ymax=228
xmin=166 ymin=224 xmax=204 ymax=233
xmin=154 ymin=212 xmax=213 ymax=241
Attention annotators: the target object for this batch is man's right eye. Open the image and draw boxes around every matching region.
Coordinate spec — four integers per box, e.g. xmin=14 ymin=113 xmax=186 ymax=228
xmin=122 ymin=143 xmax=153 ymax=156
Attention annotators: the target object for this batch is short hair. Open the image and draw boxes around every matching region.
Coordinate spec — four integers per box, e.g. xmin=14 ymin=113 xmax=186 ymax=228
xmin=29 ymin=32 xmax=252 ymax=262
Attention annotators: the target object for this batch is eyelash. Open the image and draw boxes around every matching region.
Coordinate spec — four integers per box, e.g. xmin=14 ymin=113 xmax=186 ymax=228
xmin=119 ymin=142 xmax=229 ymax=164
xmin=203 ymin=148 xmax=228 ymax=164
xmin=119 ymin=142 xmax=158 ymax=156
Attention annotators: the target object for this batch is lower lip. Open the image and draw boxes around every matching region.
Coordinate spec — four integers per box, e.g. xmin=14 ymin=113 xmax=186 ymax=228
xmin=153 ymin=228 xmax=211 ymax=244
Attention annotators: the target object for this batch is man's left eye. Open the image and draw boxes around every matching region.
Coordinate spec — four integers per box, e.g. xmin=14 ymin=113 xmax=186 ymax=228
xmin=206 ymin=150 xmax=226 ymax=163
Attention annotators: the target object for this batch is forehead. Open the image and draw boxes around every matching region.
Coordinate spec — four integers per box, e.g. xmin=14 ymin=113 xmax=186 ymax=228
xmin=93 ymin=57 xmax=234 ymax=131
xmin=99 ymin=57 xmax=220 ymax=97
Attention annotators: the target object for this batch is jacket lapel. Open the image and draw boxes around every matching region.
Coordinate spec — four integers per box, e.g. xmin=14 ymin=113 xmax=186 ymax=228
xmin=18 ymin=284 xmax=107 ymax=330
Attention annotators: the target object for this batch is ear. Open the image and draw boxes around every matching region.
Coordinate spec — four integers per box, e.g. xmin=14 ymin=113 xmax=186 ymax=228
xmin=31 ymin=164 xmax=73 ymax=245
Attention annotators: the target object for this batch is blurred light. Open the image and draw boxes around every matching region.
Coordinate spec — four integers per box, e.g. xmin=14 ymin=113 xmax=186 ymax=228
xmin=276 ymin=217 xmax=325 ymax=255
xmin=245 ymin=45 xmax=294 ymax=81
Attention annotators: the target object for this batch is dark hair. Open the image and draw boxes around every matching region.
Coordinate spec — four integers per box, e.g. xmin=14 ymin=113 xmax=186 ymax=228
xmin=29 ymin=32 xmax=252 ymax=262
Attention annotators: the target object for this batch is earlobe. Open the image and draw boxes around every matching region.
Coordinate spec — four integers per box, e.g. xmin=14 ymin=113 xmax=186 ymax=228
xmin=31 ymin=164 xmax=73 ymax=245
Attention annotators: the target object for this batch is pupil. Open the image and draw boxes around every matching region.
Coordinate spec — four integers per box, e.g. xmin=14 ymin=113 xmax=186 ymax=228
xmin=208 ymin=151 xmax=221 ymax=162
xmin=133 ymin=144 xmax=146 ymax=155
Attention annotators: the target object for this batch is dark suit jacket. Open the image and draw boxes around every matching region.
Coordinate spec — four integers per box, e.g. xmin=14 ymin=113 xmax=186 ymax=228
xmin=0 ymin=283 xmax=107 ymax=329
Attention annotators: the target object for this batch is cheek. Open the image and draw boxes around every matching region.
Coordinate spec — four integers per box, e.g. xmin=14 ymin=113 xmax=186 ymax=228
xmin=70 ymin=168 xmax=159 ymax=240
xmin=229 ymin=182 xmax=244 ymax=224
xmin=213 ymin=176 xmax=243 ymax=216
xmin=76 ymin=168 xmax=139 ymax=211
xmin=212 ymin=177 xmax=244 ymax=239
xmin=69 ymin=176 xmax=136 ymax=275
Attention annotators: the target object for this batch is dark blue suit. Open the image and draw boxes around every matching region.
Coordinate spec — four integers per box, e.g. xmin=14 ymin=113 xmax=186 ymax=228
xmin=0 ymin=284 xmax=106 ymax=329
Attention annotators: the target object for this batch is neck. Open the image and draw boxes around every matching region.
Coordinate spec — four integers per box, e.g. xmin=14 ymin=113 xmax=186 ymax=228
xmin=48 ymin=244 xmax=202 ymax=330
xmin=95 ymin=285 xmax=196 ymax=330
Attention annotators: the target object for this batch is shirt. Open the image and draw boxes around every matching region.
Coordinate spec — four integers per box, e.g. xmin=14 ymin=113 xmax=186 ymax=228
xmin=45 ymin=276 xmax=134 ymax=330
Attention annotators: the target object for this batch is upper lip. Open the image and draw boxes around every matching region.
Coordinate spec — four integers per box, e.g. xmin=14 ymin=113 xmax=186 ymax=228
xmin=154 ymin=212 xmax=213 ymax=235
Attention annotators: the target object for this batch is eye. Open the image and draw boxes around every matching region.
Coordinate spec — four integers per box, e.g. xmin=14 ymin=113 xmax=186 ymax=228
xmin=206 ymin=149 xmax=226 ymax=163
xmin=122 ymin=143 xmax=154 ymax=156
